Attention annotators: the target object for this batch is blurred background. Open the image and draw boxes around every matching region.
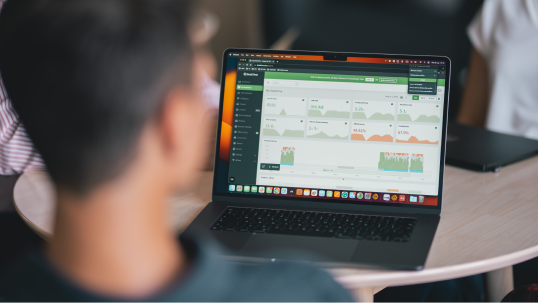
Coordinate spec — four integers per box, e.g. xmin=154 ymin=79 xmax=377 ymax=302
xmin=197 ymin=0 xmax=483 ymax=121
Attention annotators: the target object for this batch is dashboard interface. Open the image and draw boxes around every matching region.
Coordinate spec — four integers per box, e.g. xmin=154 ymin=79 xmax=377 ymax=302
xmin=215 ymin=51 xmax=448 ymax=207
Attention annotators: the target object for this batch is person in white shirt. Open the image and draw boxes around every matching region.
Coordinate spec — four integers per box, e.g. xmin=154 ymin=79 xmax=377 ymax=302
xmin=457 ymin=0 xmax=538 ymax=139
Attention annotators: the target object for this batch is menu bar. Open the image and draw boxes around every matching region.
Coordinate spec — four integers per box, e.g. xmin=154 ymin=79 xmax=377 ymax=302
xmin=229 ymin=52 xmax=446 ymax=65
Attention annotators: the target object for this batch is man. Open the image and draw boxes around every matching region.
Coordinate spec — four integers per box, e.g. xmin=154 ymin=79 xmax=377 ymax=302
xmin=0 ymin=0 xmax=352 ymax=301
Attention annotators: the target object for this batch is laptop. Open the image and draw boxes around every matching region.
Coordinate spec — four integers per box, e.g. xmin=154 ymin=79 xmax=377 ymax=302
xmin=446 ymin=122 xmax=538 ymax=172
xmin=185 ymin=49 xmax=451 ymax=270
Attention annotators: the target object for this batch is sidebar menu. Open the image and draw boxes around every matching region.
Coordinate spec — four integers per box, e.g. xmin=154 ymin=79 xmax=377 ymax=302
xmin=227 ymin=66 xmax=265 ymax=186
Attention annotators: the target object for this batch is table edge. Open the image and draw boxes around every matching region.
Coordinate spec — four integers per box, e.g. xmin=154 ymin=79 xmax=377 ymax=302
xmin=335 ymin=243 xmax=538 ymax=288
xmin=12 ymin=174 xmax=52 ymax=240
xmin=14 ymin=170 xmax=538 ymax=288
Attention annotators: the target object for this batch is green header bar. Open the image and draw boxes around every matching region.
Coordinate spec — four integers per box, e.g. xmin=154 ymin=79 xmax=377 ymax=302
xmin=265 ymin=72 xmax=408 ymax=85
xmin=236 ymin=84 xmax=263 ymax=91
xmin=409 ymin=78 xmax=436 ymax=83
xmin=437 ymin=79 xmax=445 ymax=86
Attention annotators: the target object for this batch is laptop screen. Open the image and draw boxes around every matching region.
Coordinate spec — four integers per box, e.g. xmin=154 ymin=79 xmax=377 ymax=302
xmin=214 ymin=50 xmax=449 ymax=208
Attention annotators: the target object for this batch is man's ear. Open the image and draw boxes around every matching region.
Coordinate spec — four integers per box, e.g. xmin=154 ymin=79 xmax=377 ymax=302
xmin=158 ymin=87 xmax=191 ymax=153
xmin=156 ymin=84 xmax=208 ymax=190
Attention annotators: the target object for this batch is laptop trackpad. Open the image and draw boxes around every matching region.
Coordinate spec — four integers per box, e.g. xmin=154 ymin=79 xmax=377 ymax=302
xmin=240 ymin=234 xmax=358 ymax=262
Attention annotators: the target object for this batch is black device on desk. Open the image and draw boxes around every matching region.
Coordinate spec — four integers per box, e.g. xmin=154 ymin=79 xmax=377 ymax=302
xmin=184 ymin=48 xmax=451 ymax=270
xmin=446 ymin=123 xmax=538 ymax=172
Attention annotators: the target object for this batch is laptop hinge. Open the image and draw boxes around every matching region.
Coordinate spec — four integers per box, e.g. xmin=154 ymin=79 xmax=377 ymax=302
xmin=211 ymin=195 xmax=440 ymax=216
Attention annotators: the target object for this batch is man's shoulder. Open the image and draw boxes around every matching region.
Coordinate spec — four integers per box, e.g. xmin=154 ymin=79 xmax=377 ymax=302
xmin=0 ymin=236 xmax=353 ymax=302
xmin=168 ymin=234 xmax=353 ymax=301
xmin=0 ymin=251 xmax=47 ymax=300
xmin=232 ymin=260 xmax=353 ymax=301
xmin=0 ymin=250 xmax=97 ymax=301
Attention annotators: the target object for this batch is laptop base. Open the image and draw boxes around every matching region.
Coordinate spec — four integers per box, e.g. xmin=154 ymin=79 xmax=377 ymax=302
xmin=185 ymin=202 xmax=439 ymax=270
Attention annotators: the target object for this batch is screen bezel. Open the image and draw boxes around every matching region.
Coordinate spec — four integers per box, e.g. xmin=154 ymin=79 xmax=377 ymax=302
xmin=211 ymin=48 xmax=450 ymax=214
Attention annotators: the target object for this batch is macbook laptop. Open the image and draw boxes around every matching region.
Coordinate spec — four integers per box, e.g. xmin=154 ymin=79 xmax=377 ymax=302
xmin=184 ymin=49 xmax=451 ymax=270
xmin=446 ymin=122 xmax=538 ymax=172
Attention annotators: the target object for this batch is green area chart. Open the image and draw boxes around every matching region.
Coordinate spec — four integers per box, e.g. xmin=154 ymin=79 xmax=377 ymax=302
xmin=307 ymin=131 xmax=348 ymax=140
xmin=378 ymin=152 xmax=409 ymax=172
xmin=353 ymin=112 xmax=395 ymax=120
xmin=263 ymin=128 xmax=304 ymax=138
xmin=309 ymin=109 xmax=350 ymax=118
xmin=397 ymin=114 xmax=440 ymax=123
xmin=280 ymin=147 xmax=295 ymax=166
xmin=377 ymin=152 xmax=424 ymax=173
xmin=410 ymin=154 xmax=424 ymax=173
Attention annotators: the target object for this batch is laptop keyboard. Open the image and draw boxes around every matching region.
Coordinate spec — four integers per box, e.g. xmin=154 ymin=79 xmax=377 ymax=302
xmin=211 ymin=207 xmax=417 ymax=242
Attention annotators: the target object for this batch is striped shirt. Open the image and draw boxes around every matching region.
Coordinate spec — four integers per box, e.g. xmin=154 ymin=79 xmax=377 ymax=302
xmin=0 ymin=0 xmax=45 ymax=174
xmin=0 ymin=79 xmax=46 ymax=175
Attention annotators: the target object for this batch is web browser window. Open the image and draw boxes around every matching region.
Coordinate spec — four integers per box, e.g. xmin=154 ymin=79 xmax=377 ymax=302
xmin=218 ymin=52 xmax=447 ymax=207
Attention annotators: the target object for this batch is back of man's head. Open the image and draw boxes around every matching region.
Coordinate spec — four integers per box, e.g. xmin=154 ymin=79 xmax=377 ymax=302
xmin=0 ymin=0 xmax=194 ymax=194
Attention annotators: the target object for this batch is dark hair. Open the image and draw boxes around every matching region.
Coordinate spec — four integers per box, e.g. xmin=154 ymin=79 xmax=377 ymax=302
xmin=0 ymin=0 xmax=194 ymax=194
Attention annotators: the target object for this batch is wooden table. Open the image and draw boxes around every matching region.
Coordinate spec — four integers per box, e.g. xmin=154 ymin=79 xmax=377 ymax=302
xmin=14 ymin=157 xmax=538 ymax=301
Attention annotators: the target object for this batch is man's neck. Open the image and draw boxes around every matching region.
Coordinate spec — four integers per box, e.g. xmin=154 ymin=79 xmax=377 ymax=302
xmin=46 ymin=174 xmax=186 ymax=299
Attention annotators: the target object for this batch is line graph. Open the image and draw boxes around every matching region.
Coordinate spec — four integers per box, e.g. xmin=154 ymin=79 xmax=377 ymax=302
xmin=306 ymin=119 xmax=349 ymax=140
xmin=263 ymin=97 xmax=307 ymax=116
xmin=350 ymin=122 xmax=394 ymax=142
xmin=352 ymin=101 xmax=396 ymax=121
xmin=397 ymin=102 xmax=441 ymax=123
xmin=396 ymin=124 xmax=440 ymax=145
xmin=308 ymin=99 xmax=351 ymax=118
xmin=262 ymin=117 xmax=305 ymax=138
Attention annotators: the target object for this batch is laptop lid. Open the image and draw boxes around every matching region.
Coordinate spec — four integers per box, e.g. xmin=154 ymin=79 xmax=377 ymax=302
xmin=212 ymin=49 xmax=450 ymax=215
xmin=446 ymin=122 xmax=538 ymax=172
